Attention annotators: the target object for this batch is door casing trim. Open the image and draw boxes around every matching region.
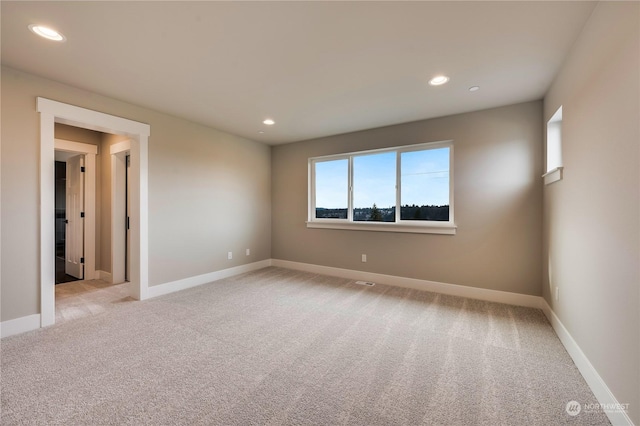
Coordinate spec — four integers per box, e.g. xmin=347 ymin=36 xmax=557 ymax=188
xmin=38 ymin=98 xmax=150 ymax=327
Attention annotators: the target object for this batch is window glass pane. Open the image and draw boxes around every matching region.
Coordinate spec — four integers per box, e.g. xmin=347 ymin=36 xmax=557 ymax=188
xmin=546 ymin=106 xmax=563 ymax=172
xmin=353 ymin=152 xmax=396 ymax=222
xmin=315 ymin=159 xmax=348 ymax=219
xmin=400 ymin=147 xmax=450 ymax=221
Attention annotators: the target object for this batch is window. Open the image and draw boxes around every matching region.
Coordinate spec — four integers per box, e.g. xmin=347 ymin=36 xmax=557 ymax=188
xmin=314 ymin=158 xmax=348 ymax=219
xmin=544 ymin=106 xmax=563 ymax=185
xmin=309 ymin=141 xmax=455 ymax=234
xmin=353 ymin=152 xmax=396 ymax=222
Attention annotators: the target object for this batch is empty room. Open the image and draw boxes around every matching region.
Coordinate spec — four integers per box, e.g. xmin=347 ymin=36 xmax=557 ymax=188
xmin=1 ymin=1 xmax=638 ymax=425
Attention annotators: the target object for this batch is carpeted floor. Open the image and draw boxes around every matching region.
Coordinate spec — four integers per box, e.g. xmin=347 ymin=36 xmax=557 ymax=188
xmin=1 ymin=267 xmax=609 ymax=425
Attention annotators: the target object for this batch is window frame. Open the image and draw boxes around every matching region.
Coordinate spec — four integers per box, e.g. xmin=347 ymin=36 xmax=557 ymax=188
xmin=308 ymin=140 xmax=456 ymax=235
xmin=543 ymin=106 xmax=563 ymax=185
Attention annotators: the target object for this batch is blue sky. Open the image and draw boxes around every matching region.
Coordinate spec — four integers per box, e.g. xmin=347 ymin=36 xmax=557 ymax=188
xmin=315 ymin=159 xmax=349 ymax=209
xmin=315 ymin=147 xmax=449 ymax=209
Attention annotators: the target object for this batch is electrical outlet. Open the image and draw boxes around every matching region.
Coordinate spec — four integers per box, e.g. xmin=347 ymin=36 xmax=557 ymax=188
xmin=555 ymin=286 xmax=559 ymax=301
xmin=227 ymin=251 xmax=233 ymax=260
xmin=361 ymin=254 xmax=367 ymax=263
xmin=246 ymin=248 xmax=250 ymax=256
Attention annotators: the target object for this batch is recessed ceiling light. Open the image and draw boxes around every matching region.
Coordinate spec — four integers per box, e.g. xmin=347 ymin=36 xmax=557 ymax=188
xmin=469 ymin=86 xmax=480 ymax=92
xmin=258 ymin=131 xmax=265 ymax=134
xmin=263 ymin=119 xmax=275 ymax=126
xmin=429 ymin=75 xmax=449 ymax=86
xmin=28 ymin=24 xmax=66 ymax=42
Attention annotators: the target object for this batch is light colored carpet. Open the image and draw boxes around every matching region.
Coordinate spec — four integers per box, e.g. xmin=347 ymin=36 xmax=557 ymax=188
xmin=1 ymin=267 xmax=609 ymax=425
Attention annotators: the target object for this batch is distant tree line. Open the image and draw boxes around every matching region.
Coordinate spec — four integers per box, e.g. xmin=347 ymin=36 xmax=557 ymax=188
xmin=354 ymin=204 xmax=394 ymax=222
xmin=315 ymin=208 xmax=348 ymax=219
xmin=316 ymin=204 xmax=449 ymax=222
xmin=400 ymin=204 xmax=449 ymax=221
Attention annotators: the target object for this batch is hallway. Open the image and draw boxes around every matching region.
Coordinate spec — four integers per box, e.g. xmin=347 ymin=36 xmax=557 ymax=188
xmin=55 ymin=280 xmax=134 ymax=324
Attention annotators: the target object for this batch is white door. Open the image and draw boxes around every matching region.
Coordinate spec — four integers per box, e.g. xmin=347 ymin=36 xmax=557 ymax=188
xmin=65 ymin=155 xmax=84 ymax=279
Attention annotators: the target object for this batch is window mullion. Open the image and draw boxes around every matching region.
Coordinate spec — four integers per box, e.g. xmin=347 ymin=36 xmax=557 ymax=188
xmin=396 ymin=151 xmax=401 ymax=222
xmin=348 ymin=155 xmax=354 ymax=222
xmin=309 ymin=160 xmax=315 ymax=221
xmin=449 ymin=144 xmax=454 ymax=223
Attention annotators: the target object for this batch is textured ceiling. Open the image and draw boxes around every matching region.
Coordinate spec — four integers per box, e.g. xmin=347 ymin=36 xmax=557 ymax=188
xmin=1 ymin=1 xmax=595 ymax=145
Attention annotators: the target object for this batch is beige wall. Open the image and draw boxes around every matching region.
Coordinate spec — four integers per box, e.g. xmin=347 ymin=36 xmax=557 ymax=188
xmin=1 ymin=66 xmax=272 ymax=322
xmin=97 ymin=132 xmax=130 ymax=274
xmin=55 ymin=123 xmax=101 ymax=146
xmin=272 ymin=101 xmax=543 ymax=295
xmin=543 ymin=2 xmax=639 ymax=423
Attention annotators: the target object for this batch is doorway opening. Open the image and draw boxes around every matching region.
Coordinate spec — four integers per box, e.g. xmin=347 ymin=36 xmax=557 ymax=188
xmin=53 ymin=138 xmax=98 ymax=287
xmin=55 ymin=157 xmax=82 ymax=284
xmin=54 ymin=133 xmax=135 ymax=323
xmin=38 ymin=97 xmax=150 ymax=328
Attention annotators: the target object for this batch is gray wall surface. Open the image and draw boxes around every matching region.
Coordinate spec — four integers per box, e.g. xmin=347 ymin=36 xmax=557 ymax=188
xmin=272 ymin=101 xmax=543 ymax=295
xmin=1 ymin=66 xmax=272 ymax=322
xmin=543 ymin=3 xmax=639 ymax=424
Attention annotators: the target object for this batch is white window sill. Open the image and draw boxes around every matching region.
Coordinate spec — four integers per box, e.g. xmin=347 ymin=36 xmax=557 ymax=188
xmin=543 ymin=167 xmax=563 ymax=185
xmin=306 ymin=220 xmax=457 ymax=235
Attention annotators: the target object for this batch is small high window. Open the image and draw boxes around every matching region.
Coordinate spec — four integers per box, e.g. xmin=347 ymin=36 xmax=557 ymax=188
xmin=544 ymin=106 xmax=563 ymax=184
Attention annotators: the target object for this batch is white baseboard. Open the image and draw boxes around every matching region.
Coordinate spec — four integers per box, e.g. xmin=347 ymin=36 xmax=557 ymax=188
xmin=98 ymin=270 xmax=112 ymax=283
xmin=1 ymin=314 xmax=41 ymax=339
xmin=148 ymin=259 xmax=272 ymax=299
xmin=271 ymin=259 xmax=543 ymax=309
xmin=540 ymin=300 xmax=633 ymax=426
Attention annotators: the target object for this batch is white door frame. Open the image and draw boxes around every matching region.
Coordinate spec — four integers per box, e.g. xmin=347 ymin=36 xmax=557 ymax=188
xmin=38 ymin=98 xmax=151 ymax=328
xmin=55 ymin=139 xmax=98 ymax=281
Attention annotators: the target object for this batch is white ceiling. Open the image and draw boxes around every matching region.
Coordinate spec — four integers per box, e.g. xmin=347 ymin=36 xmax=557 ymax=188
xmin=1 ymin=1 xmax=596 ymax=145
